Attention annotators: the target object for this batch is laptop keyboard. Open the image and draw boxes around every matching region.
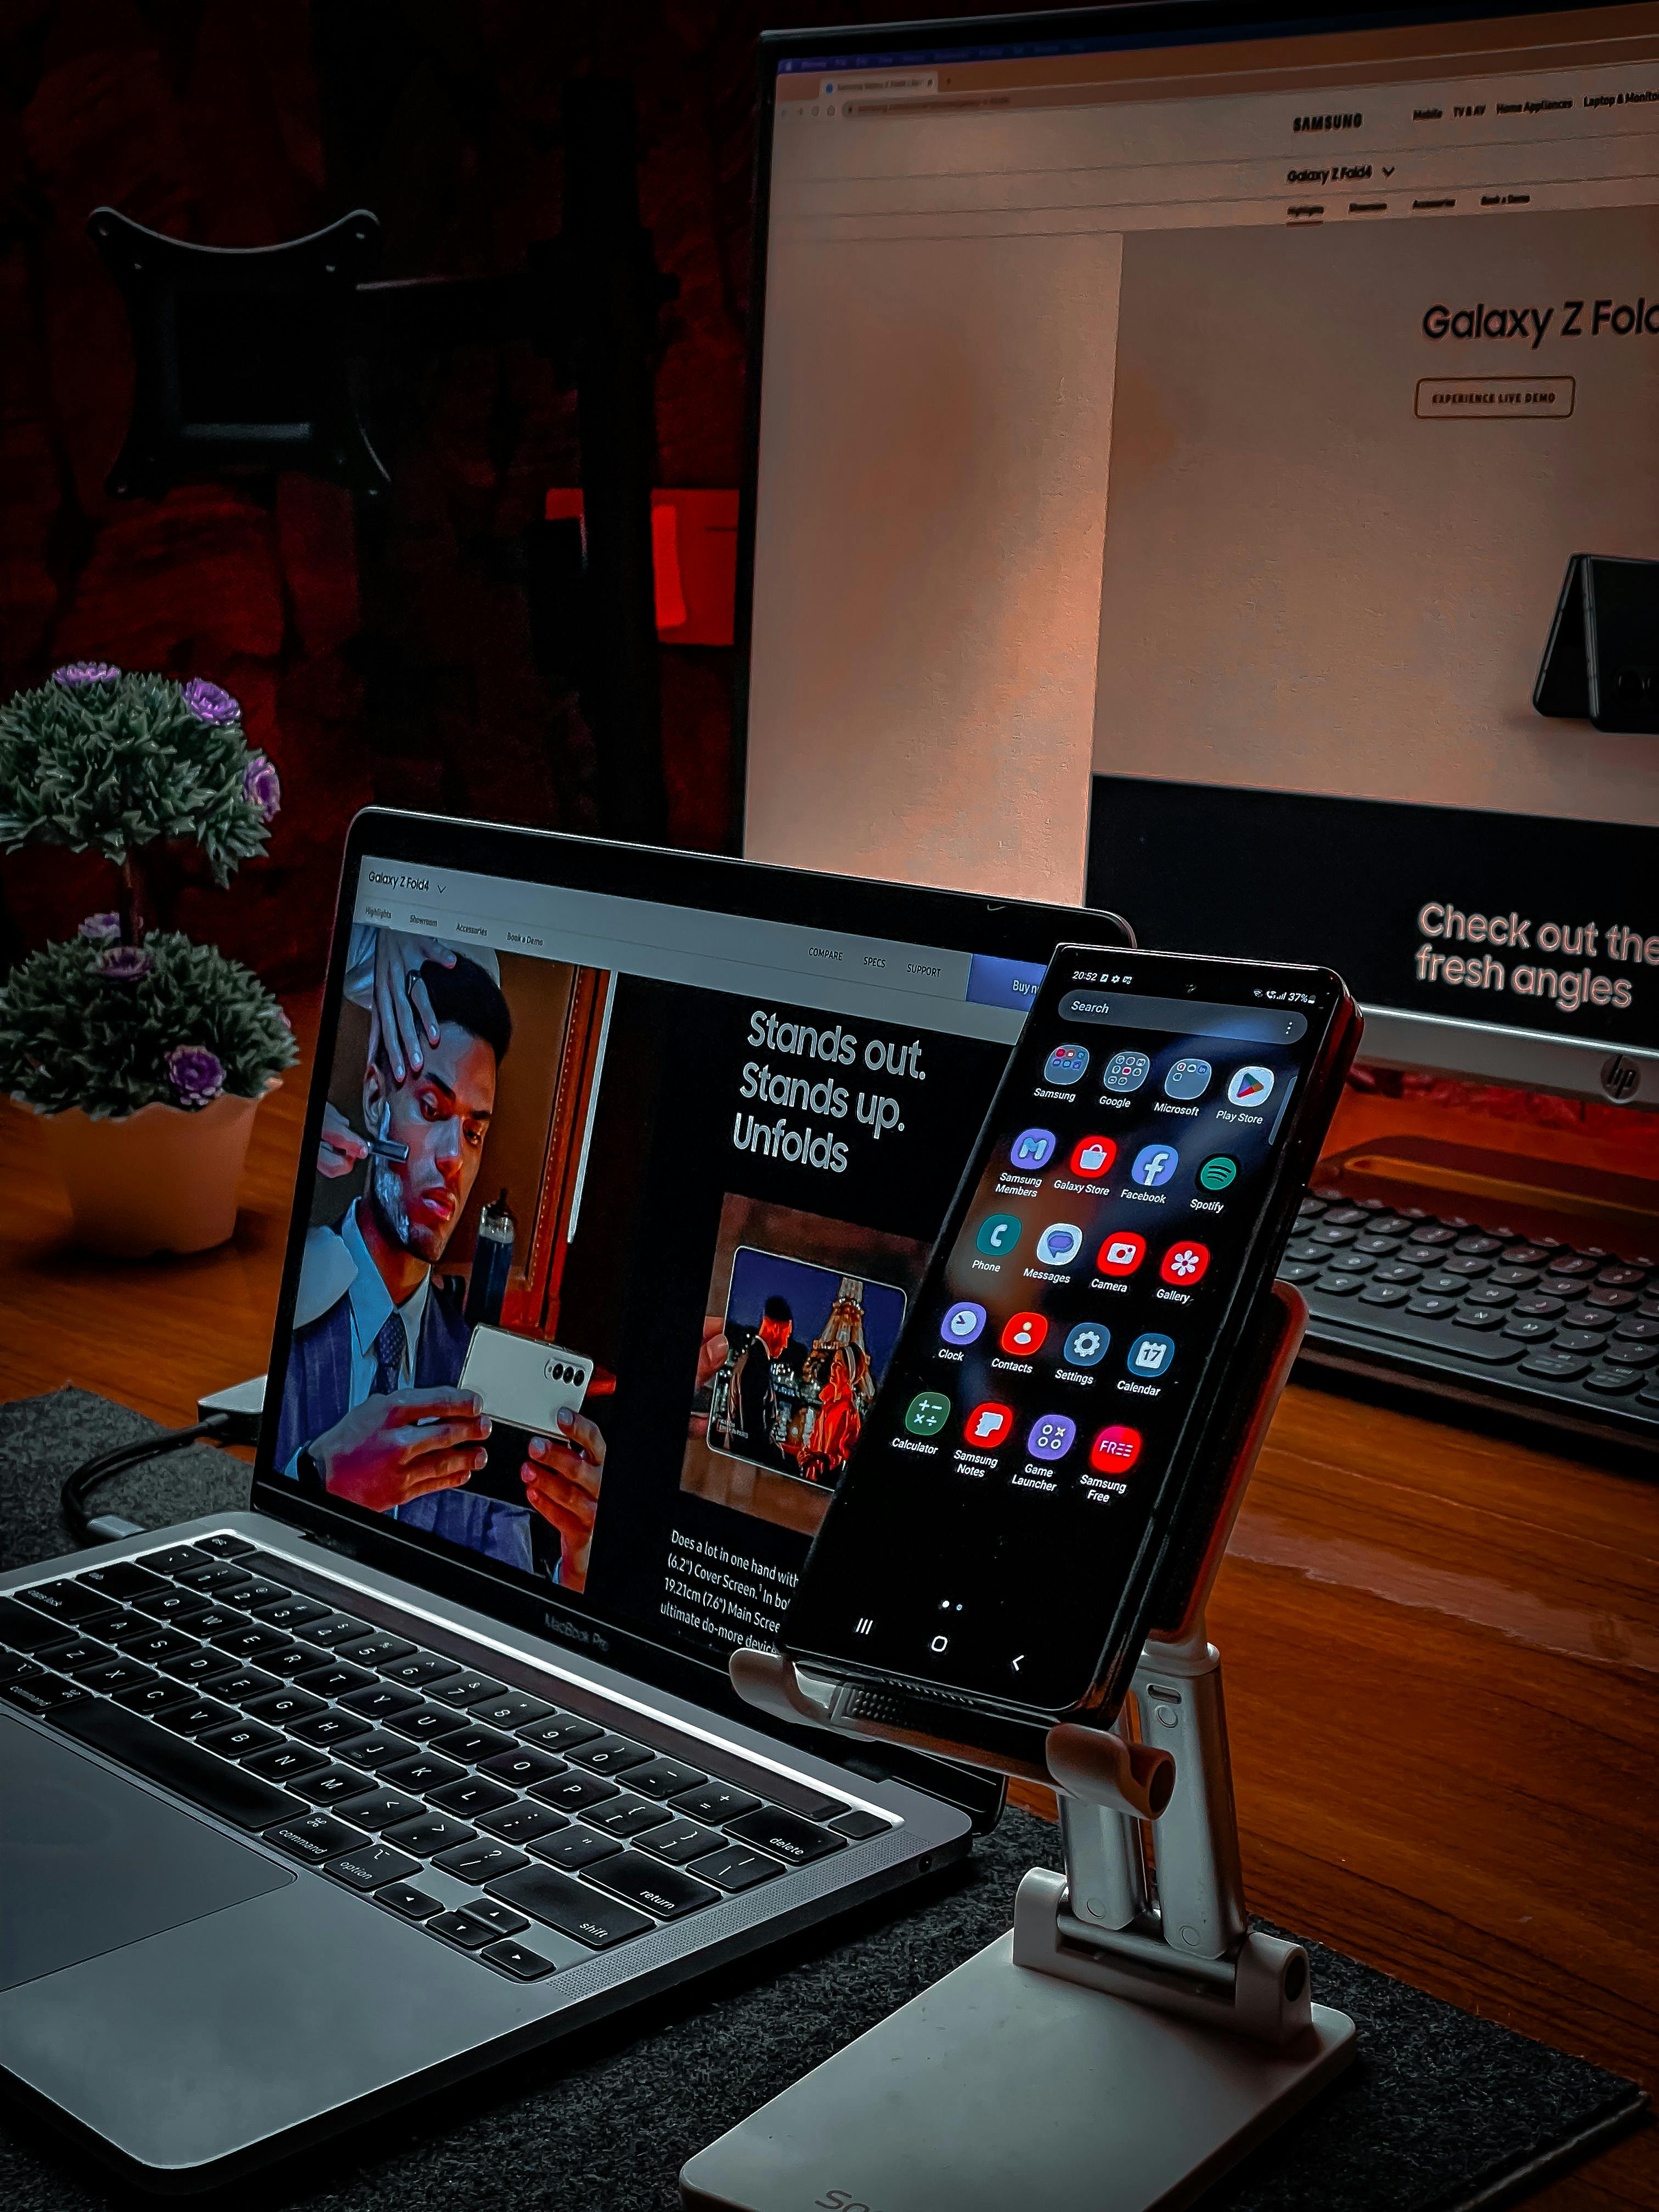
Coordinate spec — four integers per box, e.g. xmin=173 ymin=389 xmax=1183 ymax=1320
xmin=0 ymin=1536 xmax=894 ymax=1985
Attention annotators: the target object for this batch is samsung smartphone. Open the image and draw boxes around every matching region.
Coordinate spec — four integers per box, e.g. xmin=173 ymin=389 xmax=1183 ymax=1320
xmin=782 ymin=946 xmax=1360 ymax=1729
xmin=456 ymin=1326 xmax=592 ymax=1502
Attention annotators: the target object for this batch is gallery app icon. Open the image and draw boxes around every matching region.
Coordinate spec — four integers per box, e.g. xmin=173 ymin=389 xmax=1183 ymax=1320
xmin=1090 ymin=1424 xmax=1143 ymax=1473
xmin=975 ymin=1214 xmax=1022 ymax=1257
xmin=1127 ymin=1332 xmax=1176 ymax=1379
xmin=904 ymin=1392 xmax=952 ymax=1437
xmin=941 ymin=1302 xmax=986 ymax=1345
xmin=1011 ymin=1127 xmax=1056 ymax=1170
xmin=1069 ymin=1135 xmax=1116 ymax=1179
xmin=1097 ymin=1230 xmax=1147 ymax=1277
xmin=1001 ymin=1311 xmax=1049 ymax=1356
xmin=964 ymin=1402 xmax=1015 ymax=1449
xmin=1131 ymin=1143 xmax=1179 ymax=1188
xmin=1103 ymin=1049 xmax=1151 ymax=1093
xmin=1035 ymin=1222 xmax=1085 ymax=1267
xmin=1062 ymin=1321 xmax=1110 ymax=1367
xmin=1160 ymin=1241 xmax=1210 ymax=1286
xmin=1198 ymin=1156 xmax=1238 ymax=1192
xmin=1227 ymin=1065 xmax=1274 ymax=1107
xmin=1026 ymin=1414 xmax=1076 ymax=1462
xmin=1164 ymin=1057 xmax=1212 ymax=1101
xmin=1045 ymin=1044 xmax=1090 ymax=1086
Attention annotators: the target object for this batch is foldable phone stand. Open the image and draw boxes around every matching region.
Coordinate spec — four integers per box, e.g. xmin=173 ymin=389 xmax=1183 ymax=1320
xmin=681 ymin=1286 xmax=1356 ymax=2212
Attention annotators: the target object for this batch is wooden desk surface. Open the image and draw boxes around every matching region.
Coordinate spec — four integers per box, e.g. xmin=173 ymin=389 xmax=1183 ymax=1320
xmin=0 ymin=997 xmax=1654 ymax=2208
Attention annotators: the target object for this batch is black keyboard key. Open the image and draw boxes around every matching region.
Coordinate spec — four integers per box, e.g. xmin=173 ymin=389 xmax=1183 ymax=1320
xmin=264 ymin=1810 xmax=369 ymax=1865
xmin=1314 ymin=1271 xmax=1363 ymax=1296
xmin=337 ymin=1632 xmax=416 ymax=1668
xmin=211 ymin=1667 xmax=283 ymax=1706
xmin=157 ymin=1697 xmax=240 ymax=1736
xmin=382 ymin=1813 xmax=477 ymax=1857
xmin=466 ymin=1898 xmax=530 ymax=1937
xmin=430 ymin=1776 xmax=517 ymax=1820
xmin=1605 ymin=1342 xmax=1659 ymax=1368
xmin=193 ymin=1533 xmax=256 ymax=1559
xmin=627 ymin=1757 xmax=709 ymax=1801
xmin=1596 ymin=1263 xmax=1647 ymax=1288
xmin=1502 ymin=1244 xmax=1551 ymax=1267
xmin=1404 ymin=1294 xmax=1460 ymax=1319
xmin=1439 ymin=1255 xmax=1491 ymax=1278
xmin=431 ymin=1722 xmax=516 ymax=1764
xmin=196 ymin=1718 xmax=284 ymax=1760
xmin=584 ymin=1792 xmax=673 ymax=1840
xmin=1545 ymin=1253 xmax=1599 ymax=1278
xmin=340 ymin=1682 xmax=424 ymax=1725
xmin=291 ymin=1708 xmax=371 ymax=1749
xmin=341 ymin=1788 xmax=427 ymax=1831
xmin=74 ymin=1654 xmax=156 ymax=1694
xmin=639 ymin=1818 xmax=725 ymax=1865
xmin=137 ymin=1544 xmax=213 ymax=1575
xmin=36 ymin=1637 xmax=112 ymax=1673
xmin=339 ymin=1731 xmax=416 ymax=1771
xmin=427 ymin=1910 xmax=499 ymax=1950
xmin=586 ymin=1852 xmax=718 ymax=1920
xmin=1453 ymin=1308 xmax=1505 ymax=1332
xmin=433 ymin=1839 xmax=531 ymax=1884
xmin=55 ymin=1700 xmax=303 ymax=1830
xmin=18 ymin=1579 xmax=115 ymax=1626
xmin=487 ymin=1865 xmax=652 ymax=1949
xmin=244 ymin=1742 xmax=329 ymax=1784
xmin=130 ymin=1587 xmax=215 ymax=1624
xmin=1452 ymin=1234 xmax=1504 ymax=1256
xmin=219 ymin=1577 xmax=289 ymax=1610
xmin=426 ymin=1671 xmax=506 ymax=1709
xmin=1561 ymin=1305 xmax=1617 ymax=1331
xmin=387 ymin=1703 xmax=469 ymax=1743
xmin=724 ymin=1808 xmax=846 ymax=1864
xmin=297 ymin=1613 xmax=376 ymax=1649
xmin=325 ymin=1843 xmax=422 ymax=1891
xmin=114 ymin=1677 xmax=194 ymax=1716
xmin=379 ymin=1652 xmax=462 ymax=1689
xmin=292 ymin=1659 xmax=376 ymax=1700
xmin=76 ymin=1561 xmax=171 ymax=1602
xmin=1489 ymin=1265 xmax=1540 ymax=1288
xmin=1406 ymin=1224 xmax=1457 ymax=1248
xmin=1358 ymin=1283 xmax=1409 ymax=1308
xmin=1513 ymin=1293 xmax=1566 ymax=1318
xmin=685 ymin=1843 xmax=784 ymax=1893
xmin=519 ymin=1713 xmax=603 ymax=1753
xmin=671 ymin=1782 xmax=761 ymax=1826
xmin=376 ymin=1883 xmax=442 ymax=1921
xmin=469 ymin=1691 xmax=558 ymax=1731
xmin=245 ymin=1686 xmax=326 ymax=1726
xmin=528 ymin=1826 xmax=620 ymax=1871
xmin=248 ymin=1595 xmax=331 ymax=1633
xmin=172 ymin=1561 xmax=257 ymax=1595
xmin=211 ymin=1624 xmax=297 ymax=1664
xmin=477 ymin=1801 xmax=567 ymax=1846
xmin=0 ymin=1651 xmax=41 ymax=1684
xmin=1587 ymin=1286 xmax=1638 ymax=1312
xmin=481 ymin=1746 xmax=566 ymax=1790
xmin=160 ymin=1646 xmax=240 ymax=1686
xmin=831 ymin=1809 xmax=892 ymax=1841
xmin=1615 ymin=1316 xmax=1659 ymax=1343
xmin=1277 ymin=1262 xmax=1319 ymax=1285
xmin=565 ymin=1733 xmax=653 ymax=1776
xmin=1584 ymin=1367 xmax=1644 ymax=1395
xmin=294 ymin=1764 xmax=379 ymax=1807
xmin=1519 ymin=1350 xmax=1593 ymax=1381
xmin=1351 ymin=1233 xmax=1403 ymax=1256
xmin=1 ymin=1673 xmax=93 ymax=1717
xmin=0 ymin=1596 xmax=71 ymax=1649
xmin=1556 ymin=1329 xmax=1609 ymax=1354
xmin=482 ymin=1938 xmax=557 ymax=1980
xmin=1464 ymin=1284 xmax=1515 ymax=1308
xmin=531 ymin=1769 xmax=618 ymax=1813
xmin=1502 ymin=1317 xmax=1557 ymax=1342
xmin=1308 ymin=1224 xmax=1356 ymax=1247
xmin=110 ymin=1624 xmax=198 ymax=1664
xmin=382 ymin=1751 xmax=467 ymax=1793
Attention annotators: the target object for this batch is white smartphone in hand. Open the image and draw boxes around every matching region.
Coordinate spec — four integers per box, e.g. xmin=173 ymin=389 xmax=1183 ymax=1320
xmin=457 ymin=1325 xmax=593 ymax=1500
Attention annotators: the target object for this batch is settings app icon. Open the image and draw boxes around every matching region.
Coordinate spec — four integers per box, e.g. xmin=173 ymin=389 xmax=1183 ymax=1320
xmin=1062 ymin=1322 xmax=1110 ymax=1368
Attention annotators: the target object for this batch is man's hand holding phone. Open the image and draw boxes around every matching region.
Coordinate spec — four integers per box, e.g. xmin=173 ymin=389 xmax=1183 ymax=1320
xmin=314 ymin=1388 xmax=491 ymax=1511
xmin=521 ymin=1409 xmax=605 ymax=1587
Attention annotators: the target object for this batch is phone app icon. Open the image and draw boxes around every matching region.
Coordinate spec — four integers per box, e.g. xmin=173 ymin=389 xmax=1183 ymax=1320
xmin=1131 ymin=1144 xmax=1179 ymax=1188
xmin=1045 ymin=1044 xmax=1090 ymax=1086
xmin=964 ymin=1402 xmax=1015 ymax=1448
xmin=1070 ymin=1135 xmax=1116 ymax=1179
xmin=1103 ymin=1049 xmax=1150 ymax=1093
xmin=904 ymin=1392 xmax=952 ymax=1437
xmin=1164 ymin=1057 xmax=1212 ymax=1101
xmin=1227 ymin=1065 xmax=1274 ymax=1107
xmin=1062 ymin=1321 xmax=1110 ymax=1367
xmin=1012 ymin=1127 xmax=1056 ymax=1170
xmin=941 ymin=1302 xmax=986 ymax=1345
xmin=1160 ymin=1241 xmax=1211 ymax=1286
xmin=975 ymin=1214 xmax=1022 ymax=1257
xmin=1035 ymin=1222 xmax=1085 ymax=1267
xmin=1026 ymin=1413 xmax=1076 ymax=1462
xmin=1090 ymin=1425 xmax=1143 ymax=1473
xmin=1198 ymin=1155 xmax=1238 ymax=1192
xmin=1097 ymin=1230 xmax=1147 ymax=1276
xmin=1001 ymin=1311 xmax=1049 ymax=1356
xmin=1127 ymin=1332 xmax=1176 ymax=1379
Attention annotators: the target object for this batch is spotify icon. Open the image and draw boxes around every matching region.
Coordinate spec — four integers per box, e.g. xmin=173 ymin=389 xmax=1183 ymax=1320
xmin=1198 ymin=1155 xmax=1238 ymax=1192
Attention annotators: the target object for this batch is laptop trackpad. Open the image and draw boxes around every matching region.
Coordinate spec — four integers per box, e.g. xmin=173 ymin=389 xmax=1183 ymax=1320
xmin=0 ymin=1715 xmax=293 ymax=1991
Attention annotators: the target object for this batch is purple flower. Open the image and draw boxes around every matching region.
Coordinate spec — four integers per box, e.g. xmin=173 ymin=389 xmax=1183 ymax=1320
xmin=97 ymin=945 xmax=153 ymax=982
xmin=166 ymin=1045 xmax=225 ymax=1108
xmin=181 ymin=677 xmax=240 ymax=726
xmin=276 ymin=1005 xmax=293 ymax=1031
xmin=53 ymin=661 xmax=120 ymax=687
xmin=77 ymin=912 xmax=122 ymax=943
xmin=242 ymin=752 xmax=281 ymax=822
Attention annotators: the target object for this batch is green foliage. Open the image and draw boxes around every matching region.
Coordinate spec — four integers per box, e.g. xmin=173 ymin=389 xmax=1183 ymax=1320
xmin=0 ymin=673 xmax=271 ymax=879
xmin=0 ymin=933 xmax=297 ymax=1119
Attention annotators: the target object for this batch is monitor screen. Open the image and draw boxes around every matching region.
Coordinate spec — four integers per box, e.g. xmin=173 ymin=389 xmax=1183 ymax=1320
xmin=740 ymin=3 xmax=1659 ymax=1100
xmin=263 ymin=844 xmax=1068 ymax=1677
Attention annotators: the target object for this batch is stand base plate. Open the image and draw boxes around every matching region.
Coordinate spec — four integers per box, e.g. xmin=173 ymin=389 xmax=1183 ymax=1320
xmin=681 ymin=1932 xmax=1356 ymax=2212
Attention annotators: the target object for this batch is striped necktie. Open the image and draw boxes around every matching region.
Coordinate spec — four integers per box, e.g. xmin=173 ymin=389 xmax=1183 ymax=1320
xmin=371 ymin=1312 xmax=406 ymax=1397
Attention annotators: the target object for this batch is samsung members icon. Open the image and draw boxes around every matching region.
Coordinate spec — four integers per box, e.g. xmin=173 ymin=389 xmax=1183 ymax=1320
xmin=975 ymin=1214 xmax=1022 ymax=1257
xmin=1131 ymin=1143 xmax=1179 ymax=1188
xmin=1069 ymin=1135 xmax=1116 ymax=1179
xmin=1160 ymin=1240 xmax=1210 ymax=1286
xmin=1011 ymin=1127 xmax=1057 ymax=1169
xmin=940 ymin=1301 xmax=986 ymax=1345
xmin=964 ymin=1402 xmax=1015 ymax=1448
xmin=1001 ymin=1311 xmax=1048 ymax=1356
xmin=904 ymin=1392 xmax=952 ymax=1437
xmin=1035 ymin=1222 xmax=1085 ymax=1267
xmin=1227 ymin=1065 xmax=1275 ymax=1107
xmin=1102 ymin=1049 xmax=1150 ymax=1093
xmin=1044 ymin=1043 xmax=1090 ymax=1086
xmin=1198 ymin=1155 xmax=1238 ymax=1192
xmin=1163 ymin=1057 xmax=1211 ymax=1101
xmin=1062 ymin=1321 xmax=1110 ymax=1367
xmin=1090 ymin=1424 xmax=1143 ymax=1473
xmin=1026 ymin=1414 xmax=1076 ymax=1462
xmin=1127 ymin=1332 xmax=1176 ymax=1379
xmin=1096 ymin=1230 xmax=1147 ymax=1276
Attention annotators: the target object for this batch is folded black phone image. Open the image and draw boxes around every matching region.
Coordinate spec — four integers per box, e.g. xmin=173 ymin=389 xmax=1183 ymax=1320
xmin=1533 ymin=554 xmax=1659 ymax=734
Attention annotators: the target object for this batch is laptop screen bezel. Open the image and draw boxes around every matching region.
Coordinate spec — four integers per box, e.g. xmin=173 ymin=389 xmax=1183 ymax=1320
xmin=251 ymin=806 xmax=1129 ymax=1814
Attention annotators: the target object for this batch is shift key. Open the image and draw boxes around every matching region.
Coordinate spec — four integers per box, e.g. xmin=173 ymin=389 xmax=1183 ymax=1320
xmin=487 ymin=1865 xmax=653 ymax=1949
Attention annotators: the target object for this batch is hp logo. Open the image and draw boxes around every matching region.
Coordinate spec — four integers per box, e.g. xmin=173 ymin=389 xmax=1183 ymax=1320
xmin=1600 ymin=1053 xmax=1642 ymax=1104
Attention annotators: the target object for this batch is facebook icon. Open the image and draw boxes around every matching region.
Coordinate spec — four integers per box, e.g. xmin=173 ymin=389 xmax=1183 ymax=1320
xmin=1131 ymin=1144 xmax=1179 ymax=1188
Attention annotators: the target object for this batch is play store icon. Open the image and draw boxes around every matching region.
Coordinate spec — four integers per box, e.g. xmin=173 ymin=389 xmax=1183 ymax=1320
xmin=1226 ymin=1065 xmax=1274 ymax=1107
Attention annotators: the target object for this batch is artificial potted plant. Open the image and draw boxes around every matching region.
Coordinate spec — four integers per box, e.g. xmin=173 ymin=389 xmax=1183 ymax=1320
xmin=0 ymin=662 xmax=297 ymax=1257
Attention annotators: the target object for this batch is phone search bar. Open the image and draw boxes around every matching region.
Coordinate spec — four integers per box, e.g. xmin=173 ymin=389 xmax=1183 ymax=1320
xmin=1057 ymin=990 xmax=1308 ymax=1045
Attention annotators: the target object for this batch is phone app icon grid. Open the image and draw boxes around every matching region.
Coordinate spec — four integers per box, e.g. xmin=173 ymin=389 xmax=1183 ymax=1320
xmin=1045 ymin=1045 xmax=1090 ymax=1085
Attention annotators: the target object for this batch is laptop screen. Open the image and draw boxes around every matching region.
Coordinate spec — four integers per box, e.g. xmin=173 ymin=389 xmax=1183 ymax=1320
xmin=265 ymin=837 xmax=1077 ymax=1674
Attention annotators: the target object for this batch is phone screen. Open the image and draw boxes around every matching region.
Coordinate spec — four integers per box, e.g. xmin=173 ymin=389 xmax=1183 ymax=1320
xmin=784 ymin=946 xmax=1349 ymax=1717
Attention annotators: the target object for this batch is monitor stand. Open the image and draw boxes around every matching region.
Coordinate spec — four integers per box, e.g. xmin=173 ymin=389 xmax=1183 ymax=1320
xmin=682 ymin=1286 xmax=1356 ymax=2212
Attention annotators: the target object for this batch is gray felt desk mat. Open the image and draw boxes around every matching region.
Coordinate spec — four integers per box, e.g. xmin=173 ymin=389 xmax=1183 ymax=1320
xmin=0 ymin=1389 xmax=1645 ymax=2212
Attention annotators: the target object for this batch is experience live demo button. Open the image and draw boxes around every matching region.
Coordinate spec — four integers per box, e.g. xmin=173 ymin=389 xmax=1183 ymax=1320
xmin=1415 ymin=377 xmax=1574 ymax=420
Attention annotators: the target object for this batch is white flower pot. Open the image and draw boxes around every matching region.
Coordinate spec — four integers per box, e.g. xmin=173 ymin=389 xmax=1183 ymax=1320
xmin=34 ymin=1085 xmax=275 ymax=1258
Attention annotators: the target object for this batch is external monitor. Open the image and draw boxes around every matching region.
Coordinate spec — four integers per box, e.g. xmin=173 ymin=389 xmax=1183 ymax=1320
xmin=736 ymin=2 xmax=1659 ymax=1107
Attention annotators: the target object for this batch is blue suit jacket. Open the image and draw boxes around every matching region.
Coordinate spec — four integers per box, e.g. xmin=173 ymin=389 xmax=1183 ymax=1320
xmin=276 ymin=1254 xmax=537 ymax=1573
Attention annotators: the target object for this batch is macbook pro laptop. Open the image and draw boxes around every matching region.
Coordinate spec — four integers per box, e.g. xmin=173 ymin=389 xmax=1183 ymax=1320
xmin=0 ymin=811 xmax=1125 ymax=2187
